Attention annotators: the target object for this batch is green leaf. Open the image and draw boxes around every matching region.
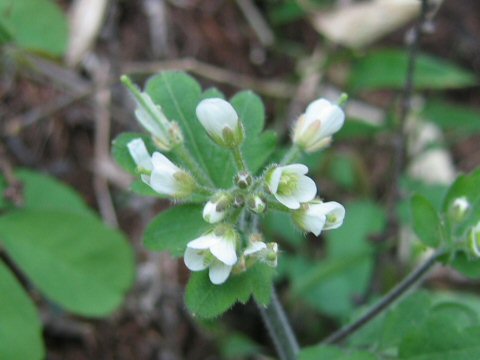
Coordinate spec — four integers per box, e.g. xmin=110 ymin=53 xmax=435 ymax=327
xmin=111 ymin=132 xmax=157 ymax=175
xmin=14 ymin=169 xmax=94 ymax=217
xmin=185 ymin=264 xmax=273 ymax=318
xmin=201 ymin=87 xmax=225 ymax=100
xmin=349 ymin=49 xmax=476 ymax=91
xmin=411 ymin=194 xmax=444 ymax=247
xmin=422 ymin=100 xmax=480 ymax=136
xmin=146 ymin=71 xmax=229 ymax=186
xmin=0 ymin=210 xmax=134 ymax=317
xmin=299 ymin=345 xmax=376 ymax=360
xmin=231 ymin=91 xmax=277 ymax=176
xmin=144 ymin=204 xmax=210 ymax=256
xmin=0 ymin=261 xmax=44 ymax=360
xmin=0 ymin=0 xmax=68 ymax=56
xmin=450 ymin=252 xmax=480 ymax=279
xmin=292 ymin=201 xmax=386 ymax=318
xmin=443 ymin=169 xmax=480 ymax=215
xmin=219 ymin=333 xmax=262 ymax=359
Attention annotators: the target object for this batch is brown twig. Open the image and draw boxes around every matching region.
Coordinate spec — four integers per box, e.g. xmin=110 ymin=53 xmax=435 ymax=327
xmin=122 ymin=58 xmax=296 ymax=98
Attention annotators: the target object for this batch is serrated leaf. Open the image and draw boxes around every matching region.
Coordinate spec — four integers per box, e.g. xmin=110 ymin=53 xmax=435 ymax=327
xmin=0 ymin=210 xmax=134 ymax=317
xmin=0 ymin=261 xmax=44 ymax=360
xmin=411 ymin=194 xmax=444 ymax=247
xmin=185 ymin=264 xmax=273 ymax=318
xmin=0 ymin=0 xmax=68 ymax=56
xmin=349 ymin=49 xmax=476 ymax=91
xmin=143 ymin=204 xmax=210 ymax=256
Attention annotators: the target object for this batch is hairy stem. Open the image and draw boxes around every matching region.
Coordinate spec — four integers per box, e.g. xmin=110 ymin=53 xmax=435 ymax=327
xmin=257 ymin=289 xmax=300 ymax=360
xmin=322 ymin=249 xmax=445 ymax=345
xmin=280 ymin=145 xmax=301 ymax=165
xmin=232 ymin=146 xmax=248 ymax=173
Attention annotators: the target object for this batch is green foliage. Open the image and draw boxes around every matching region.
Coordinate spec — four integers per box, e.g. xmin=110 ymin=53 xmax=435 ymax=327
xmin=0 ymin=262 xmax=44 ymax=360
xmin=144 ymin=204 xmax=210 ymax=256
xmin=219 ymin=333 xmax=262 ymax=359
xmin=349 ymin=49 xmax=476 ymax=91
xmin=299 ymin=345 xmax=375 ymax=360
xmin=144 ymin=72 xmax=276 ymax=188
xmin=349 ymin=291 xmax=480 ymax=359
xmin=421 ymin=100 xmax=480 ymax=137
xmin=411 ymin=194 xmax=445 ymax=248
xmin=0 ymin=210 xmax=134 ymax=317
xmin=185 ymin=264 xmax=273 ymax=319
xmin=290 ymin=201 xmax=386 ymax=319
xmin=111 ymin=132 xmax=157 ymax=175
xmin=0 ymin=169 xmax=134 ymax=357
xmin=0 ymin=0 xmax=68 ymax=56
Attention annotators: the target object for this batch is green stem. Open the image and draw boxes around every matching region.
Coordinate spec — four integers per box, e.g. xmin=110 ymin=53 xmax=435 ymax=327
xmin=256 ymin=289 xmax=300 ymax=360
xmin=173 ymin=145 xmax=214 ymax=188
xmin=280 ymin=145 xmax=301 ymax=165
xmin=232 ymin=146 xmax=248 ymax=173
xmin=321 ymin=248 xmax=446 ymax=345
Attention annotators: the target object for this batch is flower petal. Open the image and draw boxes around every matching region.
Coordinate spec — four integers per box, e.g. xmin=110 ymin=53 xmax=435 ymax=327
xmin=127 ymin=138 xmax=153 ymax=171
xmin=275 ymin=194 xmax=300 ymax=209
xmin=151 ymin=152 xmax=179 ymax=175
xmin=303 ymin=213 xmax=326 ymax=236
xmin=184 ymin=247 xmax=208 ymax=271
xmin=267 ymin=167 xmax=282 ymax=194
xmin=305 ymin=98 xmax=331 ymax=122
xmin=244 ymin=241 xmax=267 ymax=256
xmin=208 ymin=262 xmax=232 ymax=285
xmin=282 ymin=163 xmax=308 ymax=175
xmin=293 ymin=176 xmax=317 ymax=203
xmin=150 ymin=170 xmax=178 ymax=195
xmin=187 ymin=234 xmax=219 ymax=250
xmin=210 ymin=236 xmax=237 ymax=266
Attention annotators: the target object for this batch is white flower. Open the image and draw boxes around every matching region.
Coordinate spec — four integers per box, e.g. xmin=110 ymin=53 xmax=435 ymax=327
xmin=202 ymin=194 xmax=232 ymax=224
xmin=293 ymin=200 xmax=346 ymax=236
xmin=450 ymin=196 xmax=470 ymax=222
xmin=196 ymin=98 xmax=244 ymax=147
xmin=292 ymin=98 xmax=345 ymax=152
xmin=469 ymin=222 xmax=480 ymax=258
xmin=265 ymin=164 xmax=317 ymax=209
xmin=244 ymin=241 xmax=278 ymax=267
xmin=184 ymin=229 xmax=238 ymax=285
xmin=127 ymin=138 xmax=195 ymax=198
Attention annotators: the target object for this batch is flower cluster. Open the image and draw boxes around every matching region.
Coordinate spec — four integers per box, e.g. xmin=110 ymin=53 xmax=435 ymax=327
xmin=124 ymin=77 xmax=346 ymax=285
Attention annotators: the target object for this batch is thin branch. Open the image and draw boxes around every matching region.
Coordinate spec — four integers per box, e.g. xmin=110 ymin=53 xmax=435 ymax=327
xmin=122 ymin=58 xmax=295 ymax=98
xmin=322 ymin=249 xmax=445 ymax=345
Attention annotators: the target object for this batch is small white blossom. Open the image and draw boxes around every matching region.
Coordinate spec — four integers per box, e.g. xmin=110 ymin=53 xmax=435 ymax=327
xmin=244 ymin=241 xmax=278 ymax=267
xmin=196 ymin=98 xmax=243 ymax=147
xmin=292 ymin=98 xmax=345 ymax=152
xmin=127 ymin=139 xmax=195 ymax=198
xmin=469 ymin=222 xmax=480 ymax=258
xmin=247 ymin=195 xmax=266 ymax=214
xmin=450 ymin=196 xmax=470 ymax=222
xmin=265 ymin=164 xmax=317 ymax=209
xmin=203 ymin=194 xmax=232 ymax=224
xmin=184 ymin=229 xmax=238 ymax=285
xmin=293 ymin=200 xmax=346 ymax=236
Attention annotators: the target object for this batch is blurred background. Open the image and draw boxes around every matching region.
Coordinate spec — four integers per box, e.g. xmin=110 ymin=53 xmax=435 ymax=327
xmin=1 ymin=0 xmax=479 ymax=359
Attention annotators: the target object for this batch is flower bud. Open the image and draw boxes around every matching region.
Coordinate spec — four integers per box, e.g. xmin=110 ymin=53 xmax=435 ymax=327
xmin=449 ymin=197 xmax=470 ymax=223
xmin=196 ymin=98 xmax=244 ymax=148
xmin=235 ymin=171 xmax=252 ymax=189
xmin=122 ymin=76 xmax=183 ymax=151
xmin=469 ymin=222 xmax=480 ymax=258
xmin=292 ymin=98 xmax=345 ymax=153
xmin=293 ymin=200 xmax=345 ymax=236
xmin=203 ymin=193 xmax=232 ymax=224
xmin=247 ymin=195 xmax=266 ymax=214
